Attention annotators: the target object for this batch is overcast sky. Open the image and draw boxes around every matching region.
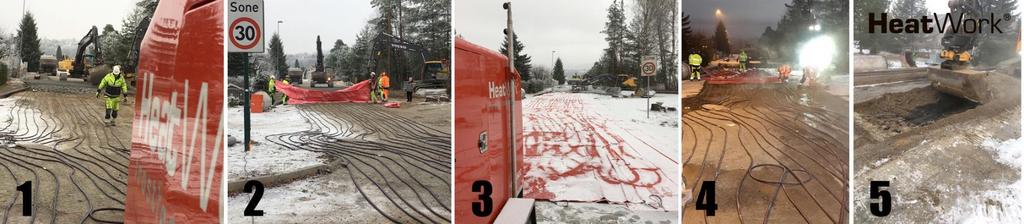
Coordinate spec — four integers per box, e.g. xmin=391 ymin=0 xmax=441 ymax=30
xmin=0 ymin=0 xmax=136 ymax=39
xmin=682 ymin=0 xmax=791 ymax=42
xmin=0 ymin=0 xmax=374 ymax=54
xmin=682 ymin=0 xmax=962 ymax=42
xmin=454 ymin=0 xmax=634 ymax=72
xmin=263 ymin=0 xmax=375 ymax=54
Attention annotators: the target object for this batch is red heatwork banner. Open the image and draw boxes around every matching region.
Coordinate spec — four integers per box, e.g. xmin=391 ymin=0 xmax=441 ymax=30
xmin=125 ymin=0 xmax=223 ymax=223
xmin=275 ymin=80 xmax=372 ymax=104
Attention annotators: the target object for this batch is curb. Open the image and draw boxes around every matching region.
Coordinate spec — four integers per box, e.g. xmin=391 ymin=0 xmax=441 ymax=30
xmin=0 ymin=86 xmax=30 ymax=98
xmin=226 ymin=160 xmax=344 ymax=195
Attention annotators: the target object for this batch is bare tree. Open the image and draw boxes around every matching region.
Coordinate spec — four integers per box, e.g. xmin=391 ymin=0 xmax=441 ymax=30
xmin=629 ymin=0 xmax=677 ymax=89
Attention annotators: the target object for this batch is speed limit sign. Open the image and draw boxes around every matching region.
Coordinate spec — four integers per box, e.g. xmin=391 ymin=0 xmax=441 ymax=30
xmin=228 ymin=0 xmax=264 ymax=52
xmin=641 ymin=55 xmax=657 ymax=77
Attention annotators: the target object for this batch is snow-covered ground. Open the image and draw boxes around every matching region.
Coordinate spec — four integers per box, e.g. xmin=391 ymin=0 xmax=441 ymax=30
xmin=520 ymin=91 xmax=679 ymax=212
xmin=943 ymin=137 xmax=1024 ymax=223
xmin=227 ymin=174 xmax=368 ymax=223
xmin=0 ymin=96 xmax=56 ymax=147
xmin=535 ymin=201 xmax=676 ymax=223
xmin=226 ymin=105 xmax=326 ymax=182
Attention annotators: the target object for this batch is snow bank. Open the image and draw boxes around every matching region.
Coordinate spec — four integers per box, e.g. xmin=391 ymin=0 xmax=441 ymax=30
xmin=943 ymin=137 xmax=1024 ymax=223
xmin=227 ymin=105 xmax=326 ymax=181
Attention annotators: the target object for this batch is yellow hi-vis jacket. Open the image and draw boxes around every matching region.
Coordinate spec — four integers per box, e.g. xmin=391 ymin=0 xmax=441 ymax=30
xmin=98 ymin=73 xmax=128 ymax=97
xmin=689 ymin=54 xmax=702 ymax=66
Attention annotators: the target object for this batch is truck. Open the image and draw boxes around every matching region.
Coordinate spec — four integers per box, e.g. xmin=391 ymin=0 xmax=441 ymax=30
xmin=454 ymin=2 xmax=527 ymax=223
xmin=287 ymin=67 xmax=304 ymax=84
xmin=38 ymin=55 xmax=58 ymax=76
xmin=124 ymin=0 xmax=223 ymax=223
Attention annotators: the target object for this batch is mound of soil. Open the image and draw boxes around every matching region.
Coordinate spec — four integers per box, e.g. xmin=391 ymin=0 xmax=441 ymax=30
xmin=855 ymin=87 xmax=977 ymax=134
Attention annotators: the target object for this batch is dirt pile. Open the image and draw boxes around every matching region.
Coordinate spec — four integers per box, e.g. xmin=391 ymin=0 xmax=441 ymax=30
xmin=855 ymin=87 xmax=977 ymax=135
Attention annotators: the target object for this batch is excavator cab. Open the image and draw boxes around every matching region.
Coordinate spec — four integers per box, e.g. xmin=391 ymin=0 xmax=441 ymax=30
xmin=928 ymin=0 xmax=991 ymax=103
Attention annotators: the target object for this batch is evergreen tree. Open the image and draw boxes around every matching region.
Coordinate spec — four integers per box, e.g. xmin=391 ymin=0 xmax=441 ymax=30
xmin=115 ymin=0 xmax=157 ymax=70
xmin=18 ymin=12 xmax=42 ymax=72
xmin=326 ymin=39 xmax=348 ymax=70
xmin=853 ymin=0 xmax=889 ymax=54
xmin=772 ymin=0 xmax=815 ymax=61
xmin=341 ymin=26 xmax=375 ymax=82
xmin=499 ymin=34 xmax=532 ymax=81
xmin=553 ymin=58 xmax=565 ymax=85
xmin=759 ymin=26 xmax=778 ymax=53
xmin=974 ymin=0 xmax=1019 ymax=65
xmin=100 ymin=24 xmax=123 ymax=65
xmin=890 ymin=0 xmax=927 ymax=52
xmin=294 ymin=59 xmax=300 ymax=68
xmin=584 ymin=61 xmax=605 ymax=77
xmin=601 ymin=0 xmax=628 ymax=75
xmin=268 ymin=33 xmax=288 ymax=79
xmin=824 ymin=0 xmax=850 ymax=71
xmin=712 ymin=20 xmax=730 ymax=55
xmin=55 ymin=46 xmax=63 ymax=60
xmin=402 ymin=0 xmax=451 ymax=60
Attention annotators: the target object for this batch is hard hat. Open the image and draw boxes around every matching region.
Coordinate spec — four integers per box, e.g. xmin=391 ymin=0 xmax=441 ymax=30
xmin=113 ymin=65 xmax=122 ymax=75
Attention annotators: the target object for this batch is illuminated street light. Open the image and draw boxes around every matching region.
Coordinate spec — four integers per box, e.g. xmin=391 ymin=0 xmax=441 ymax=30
xmin=808 ymin=24 xmax=821 ymax=31
xmin=715 ymin=8 xmax=723 ymax=18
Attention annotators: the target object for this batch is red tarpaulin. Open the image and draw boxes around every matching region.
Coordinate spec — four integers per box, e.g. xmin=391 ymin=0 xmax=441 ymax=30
xmin=275 ymin=80 xmax=372 ymax=104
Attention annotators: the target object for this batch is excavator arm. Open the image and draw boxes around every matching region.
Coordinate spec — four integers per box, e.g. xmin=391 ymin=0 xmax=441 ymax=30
xmin=71 ymin=26 xmax=103 ymax=77
xmin=368 ymin=32 xmax=428 ymax=80
xmin=125 ymin=17 xmax=151 ymax=74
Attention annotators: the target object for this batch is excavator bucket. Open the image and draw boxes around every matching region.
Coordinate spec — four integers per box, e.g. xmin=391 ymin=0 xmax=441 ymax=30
xmin=928 ymin=68 xmax=990 ymax=103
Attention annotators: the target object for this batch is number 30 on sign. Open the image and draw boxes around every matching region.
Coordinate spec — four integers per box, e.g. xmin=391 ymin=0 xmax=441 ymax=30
xmin=228 ymin=0 xmax=264 ymax=53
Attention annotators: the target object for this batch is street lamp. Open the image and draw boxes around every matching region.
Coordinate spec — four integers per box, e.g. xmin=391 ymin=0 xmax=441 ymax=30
xmin=715 ymin=8 xmax=723 ymax=18
xmin=551 ymin=50 xmax=557 ymax=69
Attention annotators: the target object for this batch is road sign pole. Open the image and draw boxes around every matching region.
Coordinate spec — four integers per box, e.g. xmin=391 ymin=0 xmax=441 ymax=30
xmin=243 ymin=53 xmax=251 ymax=152
xmin=640 ymin=55 xmax=657 ymax=119
xmin=230 ymin=0 xmax=263 ymax=152
xmin=646 ymin=76 xmax=650 ymax=119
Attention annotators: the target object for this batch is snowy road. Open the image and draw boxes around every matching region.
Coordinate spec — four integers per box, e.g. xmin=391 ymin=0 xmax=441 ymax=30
xmin=520 ymin=92 xmax=679 ymax=210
